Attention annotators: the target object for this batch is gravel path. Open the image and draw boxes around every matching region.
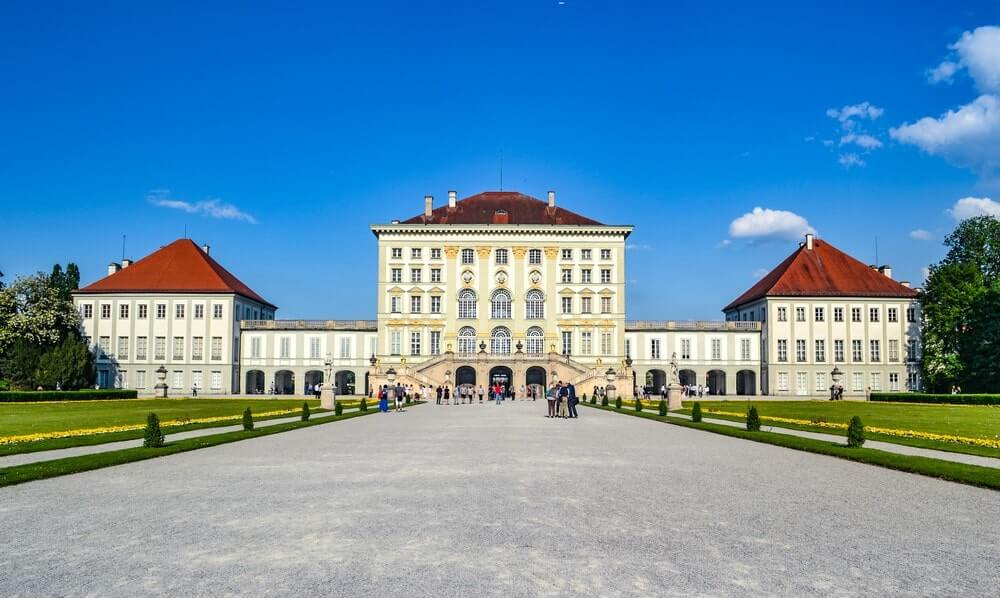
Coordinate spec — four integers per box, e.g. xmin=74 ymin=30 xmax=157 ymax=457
xmin=2 ymin=400 xmax=998 ymax=597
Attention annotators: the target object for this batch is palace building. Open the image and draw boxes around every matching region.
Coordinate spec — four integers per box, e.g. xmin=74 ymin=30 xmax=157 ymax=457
xmin=72 ymin=190 xmax=922 ymax=398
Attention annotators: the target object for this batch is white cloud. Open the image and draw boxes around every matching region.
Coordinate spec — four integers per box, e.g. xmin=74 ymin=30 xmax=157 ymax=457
xmin=951 ymin=26 xmax=1000 ymax=94
xmin=909 ymin=229 xmax=933 ymax=241
xmin=752 ymin=267 xmax=770 ymax=279
xmin=840 ymin=133 xmax=883 ymax=149
xmin=922 ymin=266 xmax=931 ymax=281
xmin=948 ymin=196 xmax=1000 ymax=220
xmin=728 ymin=207 xmax=816 ymax=242
xmin=927 ymin=60 xmax=959 ymax=84
xmin=890 ymin=94 xmax=1000 ymax=175
xmin=826 ymin=102 xmax=884 ymax=123
xmin=718 ymin=239 xmax=732 ymax=248
xmin=625 ymin=243 xmax=653 ymax=251
xmin=838 ymin=153 xmax=866 ymax=168
xmin=147 ymin=190 xmax=257 ymax=224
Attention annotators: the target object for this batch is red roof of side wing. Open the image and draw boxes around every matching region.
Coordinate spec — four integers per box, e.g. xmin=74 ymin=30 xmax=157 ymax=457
xmin=724 ymin=239 xmax=919 ymax=311
xmin=400 ymin=191 xmax=603 ymax=225
xmin=75 ymin=239 xmax=276 ymax=308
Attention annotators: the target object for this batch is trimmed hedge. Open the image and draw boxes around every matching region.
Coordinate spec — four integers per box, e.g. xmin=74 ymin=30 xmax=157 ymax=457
xmin=871 ymin=392 xmax=1000 ymax=405
xmin=0 ymin=389 xmax=139 ymax=403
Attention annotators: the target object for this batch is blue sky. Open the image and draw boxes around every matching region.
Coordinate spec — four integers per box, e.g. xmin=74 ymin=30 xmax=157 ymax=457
xmin=2 ymin=1 xmax=998 ymax=319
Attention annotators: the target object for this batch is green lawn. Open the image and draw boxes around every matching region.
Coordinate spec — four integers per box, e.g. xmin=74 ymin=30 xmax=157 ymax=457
xmin=678 ymin=399 xmax=1000 ymax=458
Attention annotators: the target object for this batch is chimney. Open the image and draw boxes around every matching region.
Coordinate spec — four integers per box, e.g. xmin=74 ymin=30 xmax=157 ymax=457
xmin=878 ymin=265 xmax=893 ymax=279
xmin=547 ymin=190 xmax=556 ymax=208
xmin=424 ymin=195 xmax=433 ymax=218
xmin=107 ymin=262 xmax=121 ymax=276
xmin=805 ymin=233 xmax=814 ymax=250
xmin=448 ymin=190 xmax=457 ymax=208
xmin=201 ymin=244 xmax=210 ymax=255
xmin=121 ymin=258 xmax=132 ymax=268
xmin=900 ymin=280 xmax=911 ymax=288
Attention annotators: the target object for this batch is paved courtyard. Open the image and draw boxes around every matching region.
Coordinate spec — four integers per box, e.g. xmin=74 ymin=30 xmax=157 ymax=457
xmin=2 ymin=400 xmax=999 ymax=596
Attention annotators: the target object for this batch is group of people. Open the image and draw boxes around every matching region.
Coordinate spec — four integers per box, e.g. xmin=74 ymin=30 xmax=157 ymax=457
xmin=432 ymin=383 xmax=527 ymax=404
xmin=546 ymin=381 xmax=579 ymax=418
xmin=375 ymin=384 xmax=408 ymax=413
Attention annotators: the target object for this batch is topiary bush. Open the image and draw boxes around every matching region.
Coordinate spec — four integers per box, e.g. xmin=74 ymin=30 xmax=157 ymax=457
xmin=691 ymin=402 xmax=702 ymax=423
xmin=614 ymin=397 xmax=622 ymax=409
xmin=746 ymin=405 xmax=761 ymax=432
xmin=590 ymin=395 xmax=596 ymax=405
xmin=243 ymin=407 xmax=254 ymax=431
xmin=334 ymin=402 xmax=343 ymax=416
xmin=143 ymin=412 xmax=164 ymax=448
xmin=360 ymin=398 xmax=368 ymax=412
xmin=658 ymin=399 xmax=667 ymax=416
xmin=405 ymin=396 xmax=411 ymax=405
xmin=847 ymin=415 xmax=865 ymax=447
xmin=301 ymin=401 xmax=310 ymax=421
xmin=634 ymin=398 xmax=644 ymax=412
xmin=601 ymin=395 xmax=608 ymax=406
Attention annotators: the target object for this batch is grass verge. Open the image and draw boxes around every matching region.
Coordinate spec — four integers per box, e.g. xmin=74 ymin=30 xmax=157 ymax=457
xmin=584 ymin=403 xmax=1000 ymax=491
xmin=0 ymin=406 xmax=389 ymax=488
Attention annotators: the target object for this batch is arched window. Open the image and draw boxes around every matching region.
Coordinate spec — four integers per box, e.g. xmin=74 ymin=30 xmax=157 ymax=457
xmin=458 ymin=327 xmax=477 ymax=354
xmin=525 ymin=289 xmax=544 ymax=319
xmin=525 ymin=327 xmax=544 ymax=355
xmin=490 ymin=327 xmax=511 ymax=354
xmin=491 ymin=289 xmax=512 ymax=319
xmin=458 ymin=289 xmax=477 ymax=319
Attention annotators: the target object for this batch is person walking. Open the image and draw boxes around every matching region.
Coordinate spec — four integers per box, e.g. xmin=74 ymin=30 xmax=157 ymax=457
xmin=557 ymin=382 xmax=569 ymax=418
xmin=546 ymin=383 xmax=558 ymax=417
xmin=379 ymin=385 xmax=390 ymax=413
xmin=567 ymin=382 xmax=579 ymax=418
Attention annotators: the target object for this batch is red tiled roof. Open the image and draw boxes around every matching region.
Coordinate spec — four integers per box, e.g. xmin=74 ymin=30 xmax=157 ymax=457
xmin=76 ymin=239 xmax=276 ymax=308
xmin=400 ymin=191 xmax=603 ymax=225
xmin=724 ymin=239 xmax=919 ymax=311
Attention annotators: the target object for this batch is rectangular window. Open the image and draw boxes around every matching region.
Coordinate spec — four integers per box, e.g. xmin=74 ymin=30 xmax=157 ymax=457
xmin=431 ymin=269 xmax=441 ymax=283
xmin=581 ymin=269 xmax=592 ymax=284
xmin=175 ymin=304 xmax=185 ymax=319
xmin=625 ymin=338 xmax=631 ymax=359
xmin=681 ymin=338 xmax=691 ymax=360
xmin=711 ymin=338 xmax=721 ymax=360
xmin=172 ymin=371 xmax=183 ymax=389
xmin=213 ymin=304 xmax=223 ymax=319
xmin=601 ymin=296 xmax=612 ymax=314
xmin=194 ymin=304 xmax=204 ymax=319
xmin=117 ymin=336 xmax=129 ymax=359
xmin=907 ymin=340 xmax=918 ymax=361
xmin=814 ymin=307 xmax=824 ymax=322
xmin=740 ymin=338 xmax=751 ymax=360
xmin=561 ymin=249 xmax=572 ymax=260
xmin=155 ymin=304 xmax=166 ymax=319
xmin=391 ymin=247 xmax=402 ymax=259
xmin=600 ymin=269 xmax=611 ymax=284
xmin=136 ymin=370 xmax=146 ymax=389
xmin=461 ymin=249 xmax=474 ymax=264
xmin=82 ymin=304 xmax=93 ymax=318
xmin=815 ymin=339 xmax=826 ymax=362
xmin=431 ymin=296 xmax=441 ymax=313
xmin=870 ymin=372 xmax=882 ymax=391
xmin=650 ymin=339 xmax=661 ymax=360
xmin=834 ymin=339 xmax=845 ymax=362
xmin=390 ymin=330 xmax=401 ymax=355
xmin=887 ymin=307 xmax=898 ymax=323
xmin=777 ymin=307 xmax=787 ymax=322
xmin=279 ymin=337 xmax=290 ymax=358
xmin=172 ymin=337 xmax=184 ymax=360
xmin=777 ymin=339 xmax=788 ymax=362
xmin=410 ymin=296 xmax=422 ymax=313
xmin=833 ymin=307 xmax=844 ymax=322
xmin=795 ymin=307 xmax=806 ymax=322
xmin=430 ymin=331 xmax=441 ymax=355
xmin=137 ymin=304 xmax=147 ymax=319
xmin=410 ymin=332 xmax=421 ymax=356
xmin=796 ymin=372 xmax=808 ymax=395
xmin=155 ymin=337 xmax=166 ymax=360
xmin=906 ymin=307 xmax=916 ymax=323
xmin=777 ymin=372 xmax=789 ymax=391
xmin=581 ymin=297 xmax=592 ymax=313
xmin=600 ymin=248 xmax=611 ymax=260
xmin=211 ymin=337 xmax=222 ymax=360
xmin=869 ymin=307 xmax=880 ymax=322
xmin=101 ymin=304 xmax=111 ymax=319
xmin=192 ymin=370 xmax=203 ymax=390
xmin=250 ymin=337 xmax=261 ymax=358
xmin=211 ymin=371 xmax=222 ymax=390
xmin=119 ymin=304 xmax=129 ymax=319
xmin=136 ymin=336 xmax=147 ymax=360
xmin=581 ymin=331 xmax=592 ymax=355
xmin=870 ymin=339 xmax=881 ymax=362
xmin=581 ymin=249 xmax=592 ymax=260
xmin=561 ymin=269 xmax=572 ymax=283
xmin=391 ymin=268 xmax=402 ymax=283
xmin=888 ymin=339 xmax=899 ymax=362
xmin=796 ymin=339 xmax=806 ymax=361
xmin=411 ymin=248 xmax=422 ymax=259
xmin=390 ymin=296 xmax=401 ymax=313
xmin=410 ymin=268 xmax=421 ymax=283
xmin=815 ymin=372 xmax=827 ymax=391
xmin=431 ymin=248 xmax=441 ymax=260
xmin=528 ymin=249 xmax=542 ymax=265
xmin=192 ymin=337 xmax=204 ymax=360
xmin=495 ymin=249 xmax=508 ymax=265
xmin=561 ymin=297 xmax=572 ymax=314
xmin=601 ymin=331 xmax=612 ymax=356
xmin=309 ymin=337 xmax=321 ymax=359
xmin=852 ymin=339 xmax=863 ymax=361
xmin=339 ymin=337 xmax=351 ymax=358
xmin=889 ymin=372 xmax=900 ymax=392
xmin=851 ymin=307 xmax=861 ymax=322
xmin=561 ymin=331 xmax=572 ymax=355
xmin=852 ymin=372 xmax=864 ymax=392
xmin=907 ymin=371 xmax=920 ymax=391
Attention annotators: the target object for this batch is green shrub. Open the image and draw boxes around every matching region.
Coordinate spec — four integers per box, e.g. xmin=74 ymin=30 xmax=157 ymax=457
xmin=360 ymin=398 xmax=368 ymax=412
xmin=691 ymin=402 xmax=702 ymax=423
xmin=0 ymin=389 xmax=138 ymax=403
xmin=590 ymin=395 xmax=596 ymax=405
xmin=634 ymin=398 xmax=644 ymax=412
xmin=405 ymin=396 xmax=411 ymax=405
xmin=334 ymin=402 xmax=343 ymax=416
xmin=871 ymin=392 xmax=1000 ymax=405
xmin=601 ymin=395 xmax=608 ymax=406
xmin=746 ymin=406 xmax=761 ymax=432
xmin=301 ymin=402 xmax=310 ymax=421
xmin=658 ymin=399 xmax=667 ymax=416
xmin=847 ymin=415 xmax=865 ymax=448
xmin=143 ymin=413 xmax=164 ymax=448
xmin=242 ymin=407 xmax=254 ymax=431
xmin=581 ymin=393 xmax=588 ymax=403
xmin=615 ymin=397 xmax=622 ymax=409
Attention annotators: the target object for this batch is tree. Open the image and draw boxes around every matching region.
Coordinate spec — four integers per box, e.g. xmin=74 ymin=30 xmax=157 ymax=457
xmin=0 ymin=340 xmax=45 ymax=389
xmin=0 ymin=272 xmax=81 ymax=352
xmin=940 ymin=216 xmax=1000 ymax=284
xmin=34 ymin=337 xmax=95 ymax=389
xmin=957 ymin=285 xmax=1000 ymax=392
xmin=49 ymin=263 xmax=80 ymax=301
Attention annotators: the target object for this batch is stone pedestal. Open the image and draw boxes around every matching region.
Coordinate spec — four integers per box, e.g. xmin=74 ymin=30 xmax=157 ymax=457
xmin=320 ymin=386 xmax=336 ymax=410
xmin=667 ymin=383 xmax=684 ymax=411
xmin=154 ymin=383 xmax=168 ymax=398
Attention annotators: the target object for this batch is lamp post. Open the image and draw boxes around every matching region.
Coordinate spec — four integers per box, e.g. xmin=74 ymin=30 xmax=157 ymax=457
xmin=154 ymin=365 xmax=168 ymax=398
xmin=830 ymin=366 xmax=843 ymax=401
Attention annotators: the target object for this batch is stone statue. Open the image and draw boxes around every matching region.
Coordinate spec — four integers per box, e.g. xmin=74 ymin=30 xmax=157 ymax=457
xmin=669 ymin=352 xmax=679 ymax=385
